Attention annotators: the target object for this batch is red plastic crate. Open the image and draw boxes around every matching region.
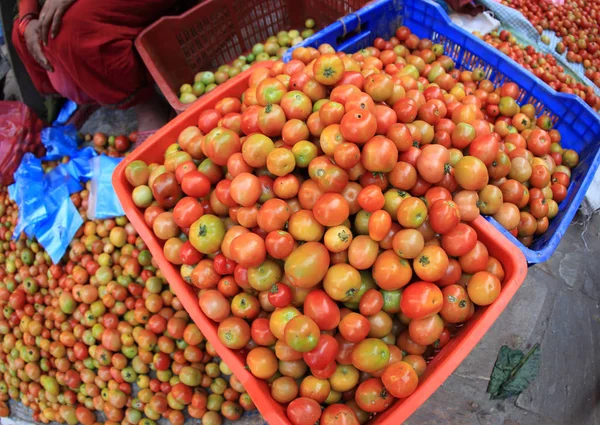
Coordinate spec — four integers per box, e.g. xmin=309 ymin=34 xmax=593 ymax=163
xmin=135 ymin=0 xmax=368 ymax=113
xmin=113 ymin=63 xmax=529 ymax=424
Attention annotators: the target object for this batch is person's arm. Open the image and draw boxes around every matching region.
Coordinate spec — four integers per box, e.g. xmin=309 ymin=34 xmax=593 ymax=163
xmin=19 ymin=0 xmax=41 ymax=19
xmin=18 ymin=0 xmax=53 ymax=71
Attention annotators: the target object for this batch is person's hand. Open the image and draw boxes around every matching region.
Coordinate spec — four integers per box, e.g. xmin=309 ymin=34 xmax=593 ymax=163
xmin=39 ymin=0 xmax=77 ymax=45
xmin=24 ymin=19 xmax=53 ymax=72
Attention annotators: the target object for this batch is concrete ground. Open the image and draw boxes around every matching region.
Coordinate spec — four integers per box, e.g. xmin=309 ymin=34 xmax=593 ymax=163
xmin=2 ymin=103 xmax=600 ymax=425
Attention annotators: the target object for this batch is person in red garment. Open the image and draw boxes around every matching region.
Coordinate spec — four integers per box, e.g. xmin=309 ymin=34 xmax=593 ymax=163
xmin=12 ymin=0 xmax=176 ymax=130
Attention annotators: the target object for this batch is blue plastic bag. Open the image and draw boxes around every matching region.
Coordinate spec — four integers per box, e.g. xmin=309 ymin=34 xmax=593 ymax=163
xmin=9 ymin=122 xmax=122 ymax=263
xmin=45 ymin=164 xmax=83 ymax=196
xmin=54 ymin=100 xmax=78 ymax=126
xmin=41 ymin=124 xmax=79 ymax=160
xmin=87 ymin=155 xmax=125 ymax=219
xmin=67 ymin=146 xmax=96 ymax=181
xmin=36 ymin=197 xmax=83 ymax=264
xmin=12 ymin=154 xmax=47 ymax=237
xmin=10 ymin=143 xmax=97 ymax=263
xmin=43 ymin=178 xmax=70 ymax=218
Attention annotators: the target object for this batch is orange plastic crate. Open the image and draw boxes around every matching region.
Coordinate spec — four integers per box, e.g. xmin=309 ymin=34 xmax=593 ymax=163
xmin=135 ymin=0 xmax=368 ymax=113
xmin=113 ymin=64 xmax=528 ymax=424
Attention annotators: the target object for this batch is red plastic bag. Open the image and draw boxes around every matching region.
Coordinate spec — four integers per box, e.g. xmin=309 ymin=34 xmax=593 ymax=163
xmin=0 ymin=102 xmax=45 ymax=186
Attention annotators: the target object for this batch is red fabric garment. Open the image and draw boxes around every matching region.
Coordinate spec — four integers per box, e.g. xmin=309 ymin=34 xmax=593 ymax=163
xmin=19 ymin=0 xmax=40 ymax=19
xmin=446 ymin=0 xmax=484 ymax=16
xmin=13 ymin=0 xmax=177 ymax=109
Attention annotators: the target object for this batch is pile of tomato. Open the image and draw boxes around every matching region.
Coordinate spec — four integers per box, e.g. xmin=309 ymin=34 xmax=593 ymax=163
xmin=0 ymin=142 xmax=257 ymax=425
xmin=122 ymin=25 xmax=580 ymax=423
xmin=479 ymin=29 xmax=599 ymax=108
xmin=86 ymin=132 xmax=134 ymax=155
xmin=499 ymin=0 xmax=600 ymax=90
xmin=178 ymin=19 xmax=318 ymax=104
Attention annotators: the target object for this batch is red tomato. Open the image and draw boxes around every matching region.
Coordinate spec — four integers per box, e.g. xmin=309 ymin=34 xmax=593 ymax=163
xmin=268 ymin=283 xmax=292 ymax=308
xmin=389 ymin=161 xmax=417 ymax=191
xmin=316 ymin=164 xmax=349 ymax=193
xmin=467 ymin=271 xmax=501 ymax=306
xmin=440 ymin=284 xmax=472 ymax=323
xmin=213 ymin=253 xmax=236 ymax=275
xmin=468 ymin=133 xmax=499 ymax=166
xmin=368 ymin=210 xmax=392 ymax=242
xmin=459 ymin=241 xmax=489 ymax=274
xmin=345 ymin=92 xmax=376 ymax=113
xmin=374 ymin=104 xmax=398 ymax=134
xmin=551 ymin=183 xmax=567 ymax=203
xmin=181 ymin=171 xmax=211 ymax=199
xmin=230 ymin=233 xmax=266 ymax=268
xmin=527 ymin=129 xmax=551 ymax=156
xmin=241 ymin=105 xmax=262 ymax=135
xmin=436 ymin=258 xmax=462 ymax=287
xmin=204 ymin=127 xmax=241 ymax=166
xmin=393 ymin=98 xmax=418 ymax=123
xmin=455 ymin=156 xmax=489 ymax=191
xmin=257 ymin=198 xmax=291 ymax=233
xmin=197 ymin=109 xmax=222 ymax=134
xmin=313 ymin=54 xmax=345 ymax=86
xmin=381 ymin=361 xmax=418 ymax=398
xmin=303 ymin=334 xmax=339 ymax=370
xmin=287 ymin=397 xmax=322 ymax=425
xmin=408 ymin=313 xmax=444 ymax=345
xmin=359 ymin=289 xmax=384 ymax=316
xmin=173 ymin=197 xmax=204 ymax=228
xmin=355 ymin=378 xmax=393 ymax=413
xmin=265 ymin=230 xmax=295 ymax=259
xmin=340 ymin=110 xmax=377 ymax=144
xmin=175 ymin=160 xmax=196 ymax=183
xmin=284 ymin=315 xmax=320 ymax=352
xmin=311 ymin=361 xmax=337 ymax=380
xmin=362 ymin=136 xmax=398 ymax=172
xmin=428 ymin=200 xmax=461 ymax=235
xmin=425 ymin=187 xmax=452 ymax=206
xmin=351 ymin=338 xmax=390 ymax=373
xmin=230 ymin=173 xmax=261 ymax=207
xmin=387 ymin=123 xmax=413 ymax=152
xmin=313 ymin=193 xmax=350 ymax=227
xmin=334 ymin=142 xmax=361 ymax=170
xmin=440 ymin=223 xmax=477 ymax=257
xmin=320 ymin=405 xmax=360 ymax=425
xmin=258 ymin=104 xmax=287 ymax=137
xmin=372 ymin=250 xmax=412 ymax=290
xmin=416 ymin=144 xmax=450 ymax=184
xmin=338 ymin=312 xmax=371 ymax=343
xmin=303 ymin=289 xmax=341 ymax=331
xmin=285 ymin=243 xmax=331 ymax=289
xmin=414 ymin=245 xmax=449 ymax=282
xmin=400 ymin=281 xmax=444 ymax=319
xmin=281 ymin=91 xmax=312 ymax=121
xmin=357 ymin=185 xmax=385 ymax=212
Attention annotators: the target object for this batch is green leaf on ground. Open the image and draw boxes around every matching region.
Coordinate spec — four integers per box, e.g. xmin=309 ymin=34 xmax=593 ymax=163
xmin=487 ymin=343 xmax=540 ymax=400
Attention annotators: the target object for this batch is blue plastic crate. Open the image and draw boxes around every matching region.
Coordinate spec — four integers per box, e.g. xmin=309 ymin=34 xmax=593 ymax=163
xmin=282 ymin=0 xmax=600 ymax=265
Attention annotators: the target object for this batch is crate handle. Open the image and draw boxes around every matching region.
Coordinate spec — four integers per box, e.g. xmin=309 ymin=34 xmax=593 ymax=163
xmin=336 ymin=12 xmax=361 ymax=38
xmin=335 ymin=12 xmax=367 ymax=47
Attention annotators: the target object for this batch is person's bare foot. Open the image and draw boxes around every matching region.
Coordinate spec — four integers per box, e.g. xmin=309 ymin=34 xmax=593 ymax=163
xmin=135 ymin=94 xmax=171 ymax=132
